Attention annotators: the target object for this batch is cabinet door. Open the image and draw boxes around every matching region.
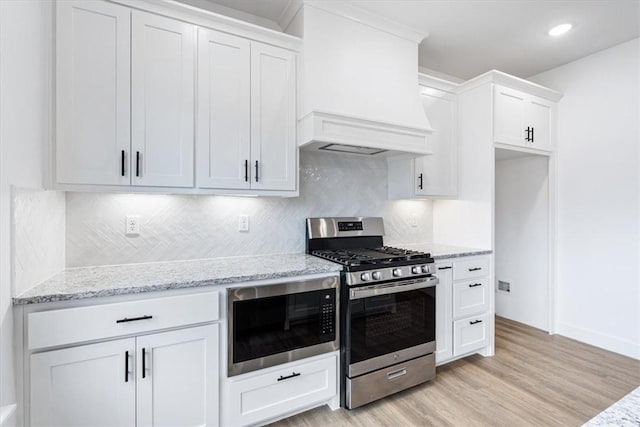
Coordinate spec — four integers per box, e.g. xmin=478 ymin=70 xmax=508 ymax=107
xmin=56 ymin=0 xmax=131 ymax=186
xmin=415 ymin=87 xmax=457 ymax=197
xmin=250 ymin=42 xmax=297 ymax=191
xmin=435 ymin=262 xmax=453 ymax=364
xmin=131 ymin=11 xmax=194 ymax=188
xmin=197 ymin=28 xmax=251 ymax=190
xmin=136 ymin=324 xmax=219 ymax=427
xmin=527 ymin=95 xmax=553 ymax=151
xmin=453 ymin=278 xmax=490 ymax=319
xmin=493 ymin=85 xmax=527 ymax=147
xmin=30 ymin=338 xmax=135 ymax=427
xmin=453 ymin=313 xmax=490 ymax=356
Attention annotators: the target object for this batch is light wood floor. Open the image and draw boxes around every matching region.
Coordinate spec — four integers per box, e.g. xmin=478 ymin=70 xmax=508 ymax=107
xmin=270 ymin=317 xmax=640 ymax=427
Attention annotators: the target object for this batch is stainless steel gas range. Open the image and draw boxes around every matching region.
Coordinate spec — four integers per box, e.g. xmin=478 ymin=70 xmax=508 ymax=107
xmin=306 ymin=217 xmax=438 ymax=409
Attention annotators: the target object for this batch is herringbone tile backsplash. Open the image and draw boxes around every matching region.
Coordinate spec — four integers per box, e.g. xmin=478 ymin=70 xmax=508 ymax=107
xmin=66 ymin=152 xmax=433 ymax=267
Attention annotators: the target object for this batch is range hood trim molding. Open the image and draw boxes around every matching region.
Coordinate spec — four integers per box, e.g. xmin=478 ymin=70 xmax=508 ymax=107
xmin=298 ymin=111 xmax=434 ymax=158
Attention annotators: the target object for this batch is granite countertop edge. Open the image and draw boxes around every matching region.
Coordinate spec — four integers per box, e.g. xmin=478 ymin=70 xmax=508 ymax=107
xmin=431 ymin=249 xmax=493 ymax=260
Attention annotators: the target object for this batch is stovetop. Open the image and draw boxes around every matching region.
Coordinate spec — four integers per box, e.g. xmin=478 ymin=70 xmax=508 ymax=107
xmin=311 ymin=246 xmax=433 ymax=271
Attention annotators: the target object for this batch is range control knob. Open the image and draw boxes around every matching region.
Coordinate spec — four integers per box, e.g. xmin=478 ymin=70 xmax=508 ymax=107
xmin=421 ymin=265 xmax=430 ymax=274
xmin=392 ymin=268 xmax=402 ymax=277
xmin=411 ymin=266 xmax=420 ymax=274
xmin=360 ymin=272 xmax=371 ymax=282
xmin=372 ymin=271 xmax=382 ymax=280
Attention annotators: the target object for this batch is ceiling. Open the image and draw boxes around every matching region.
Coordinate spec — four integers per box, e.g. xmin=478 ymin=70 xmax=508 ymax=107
xmin=197 ymin=0 xmax=640 ymax=80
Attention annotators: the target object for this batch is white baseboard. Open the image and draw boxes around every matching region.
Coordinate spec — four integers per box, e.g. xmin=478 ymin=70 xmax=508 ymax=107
xmin=0 ymin=404 xmax=17 ymax=427
xmin=557 ymin=322 xmax=640 ymax=360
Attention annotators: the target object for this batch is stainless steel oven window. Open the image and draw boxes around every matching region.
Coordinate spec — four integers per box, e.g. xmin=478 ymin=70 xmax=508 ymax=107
xmin=227 ymin=276 xmax=339 ymax=376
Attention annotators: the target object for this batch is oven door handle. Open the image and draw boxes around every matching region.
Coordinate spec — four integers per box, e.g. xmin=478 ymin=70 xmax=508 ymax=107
xmin=349 ymin=276 xmax=438 ymax=300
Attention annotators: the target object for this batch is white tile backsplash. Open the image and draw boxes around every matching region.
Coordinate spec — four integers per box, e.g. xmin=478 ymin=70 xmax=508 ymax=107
xmin=13 ymin=188 xmax=65 ymax=295
xmin=66 ymin=152 xmax=433 ymax=267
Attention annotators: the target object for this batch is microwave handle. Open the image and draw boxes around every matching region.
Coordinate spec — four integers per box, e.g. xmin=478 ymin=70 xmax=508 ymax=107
xmin=350 ymin=276 xmax=438 ymax=300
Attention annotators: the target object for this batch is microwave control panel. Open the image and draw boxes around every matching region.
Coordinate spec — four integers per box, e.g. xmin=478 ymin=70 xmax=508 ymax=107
xmin=320 ymin=290 xmax=336 ymax=337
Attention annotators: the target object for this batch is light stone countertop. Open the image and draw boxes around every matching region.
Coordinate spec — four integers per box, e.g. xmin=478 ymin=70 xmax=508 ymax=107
xmin=400 ymin=242 xmax=492 ymax=260
xmin=13 ymin=253 xmax=342 ymax=305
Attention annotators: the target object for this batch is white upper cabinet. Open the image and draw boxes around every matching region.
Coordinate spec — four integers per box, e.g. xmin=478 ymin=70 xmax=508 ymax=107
xmin=54 ymin=0 xmax=300 ymax=195
xmin=250 ymin=42 xmax=297 ymax=191
xmin=197 ymin=29 xmax=251 ymax=190
xmin=387 ymin=80 xmax=457 ymax=199
xmin=415 ymin=87 xmax=457 ymax=197
xmin=196 ymin=36 xmax=297 ymax=192
xmin=55 ymin=0 xmax=131 ymax=186
xmin=493 ymin=85 xmax=554 ymax=152
xmin=131 ymin=12 xmax=195 ymax=188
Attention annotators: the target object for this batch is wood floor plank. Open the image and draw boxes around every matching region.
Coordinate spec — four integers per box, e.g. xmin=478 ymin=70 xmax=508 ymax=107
xmin=269 ymin=316 xmax=640 ymax=427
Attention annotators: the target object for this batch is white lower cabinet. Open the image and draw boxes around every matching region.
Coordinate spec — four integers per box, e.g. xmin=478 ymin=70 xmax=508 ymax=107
xmin=436 ymin=254 xmax=493 ymax=364
xmin=136 ymin=325 xmax=219 ymax=426
xmin=435 ymin=262 xmax=453 ymax=364
xmin=226 ymin=353 xmax=338 ymax=427
xmin=30 ymin=324 xmax=219 ymax=427
xmin=31 ymin=338 xmax=136 ymax=427
xmin=453 ymin=313 xmax=490 ymax=356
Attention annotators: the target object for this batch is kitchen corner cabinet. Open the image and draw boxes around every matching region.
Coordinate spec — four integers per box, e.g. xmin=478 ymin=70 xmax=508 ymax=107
xmin=387 ymin=84 xmax=457 ymax=199
xmin=25 ymin=292 xmax=220 ymax=426
xmin=435 ymin=254 xmax=492 ymax=365
xmin=197 ymin=29 xmax=296 ymax=191
xmin=493 ymin=85 xmax=554 ymax=151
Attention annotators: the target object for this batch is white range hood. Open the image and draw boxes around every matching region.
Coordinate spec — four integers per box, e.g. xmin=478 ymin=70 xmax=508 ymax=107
xmin=283 ymin=1 xmax=433 ymax=157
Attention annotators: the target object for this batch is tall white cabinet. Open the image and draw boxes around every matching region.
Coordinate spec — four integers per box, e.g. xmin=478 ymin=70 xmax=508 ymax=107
xmin=131 ymin=11 xmax=195 ymax=188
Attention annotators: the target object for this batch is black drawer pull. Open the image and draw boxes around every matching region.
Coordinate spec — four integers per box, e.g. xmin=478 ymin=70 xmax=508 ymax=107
xmin=244 ymin=160 xmax=248 ymax=182
xmin=438 ymin=266 xmax=452 ymax=270
xmin=277 ymin=372 xmax=300 ymax=382
xmin=136 ymin=151 xmax=140 ymax=177
xmin=470 ymin=320 xmax=483 ymax=325
xmin=418 ymin=173 xmax=423 ymax=190
xmin=116 ymin=315 xmax=153 ymax=324
xmin=255 ymin=160 xmax=259 ymax=182
xmin=469 ymin=283 xmax=482 ymax=288
xmin=121 ymin=150 xmax=126 ymax=177
xmin=468 ymin=267 xmax=482 ymax=272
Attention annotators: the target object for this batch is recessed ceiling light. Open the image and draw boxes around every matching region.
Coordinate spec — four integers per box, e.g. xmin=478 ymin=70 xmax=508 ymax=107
xmin=548 ymin=23 xmax=573 ymax=37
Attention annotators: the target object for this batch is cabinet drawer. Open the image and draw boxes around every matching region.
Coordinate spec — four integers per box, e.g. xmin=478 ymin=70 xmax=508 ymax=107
xmin=452 ymin=278 xmax=489 ymax=319
xmin=28 ymin=292 xmax=219 ymax=350
xmin=228 ymin=354 xmax=337 ymax=427
xmin=453 ymin=313 xmax=490 ymax=356
xmin=453 ymin=257 xmax=489 ymax=281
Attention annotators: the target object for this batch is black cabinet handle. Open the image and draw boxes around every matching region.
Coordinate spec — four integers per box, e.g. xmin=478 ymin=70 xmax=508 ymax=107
xmin=525 ymin=127 xmax=531 ymax=142
xmin=531 ymin=127 xmax=534 ymax=143
xmin=116 ymin=315 xmax=153 ymax=324
xmin=125 ymin=351 xmax=129 ymax=382
xmin=255 ymin=160 xmax=259 ymax=182
xmin=277 ymin=372 xmax=300 ymax=382
xmin=121 ymin=150 xmax=126 ymax=177
xmin=438 ymin=266 xmax=452 ymax=270
xmin=142 ymin=347 xmax=146 ymax=379
xmin=418 ymin=173 xmax=423 ymax=190
xmin=469 ymin=283 xmax=482 ymax=288
xmin=468 ymin=267 xmax=482 ymax=272
xmin=136 ymin=151 xmax=140 ymax=177
xmin=244 ymin=160 xmax=248 ymax=182
xmin=470 ymin=320 xmax=483 ymax=325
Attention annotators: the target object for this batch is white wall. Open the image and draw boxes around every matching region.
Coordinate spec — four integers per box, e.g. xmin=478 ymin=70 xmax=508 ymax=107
xmin=65 ymin=151 xmax=434 ymax=267
xmin=495 ymin=155 xmax=549 ymax=331
xmin=0 ymin=1 xmax=64 ymax=424
xmin=530 ymin=38 xmax=640 ymax=359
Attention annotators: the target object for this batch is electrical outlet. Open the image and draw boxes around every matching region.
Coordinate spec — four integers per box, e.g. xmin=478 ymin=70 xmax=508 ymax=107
xmin=125 ymin=215 xmax=140 ymax=236
xmin=238 ymin=215 xmax=250 ymax=232
xmin=409 ymin=213 xmax=418 ymax=228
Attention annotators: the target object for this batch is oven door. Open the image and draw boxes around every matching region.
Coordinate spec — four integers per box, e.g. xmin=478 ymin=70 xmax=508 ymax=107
xmin=228 ymin=276 xmax=339 ymax=376
xmin=347 ymin=275 xmax=437 ymax=377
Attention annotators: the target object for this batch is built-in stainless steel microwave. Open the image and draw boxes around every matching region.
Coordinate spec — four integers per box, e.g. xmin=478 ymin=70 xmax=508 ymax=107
xmin=227 ymin=276 xmax=339 ymax=376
